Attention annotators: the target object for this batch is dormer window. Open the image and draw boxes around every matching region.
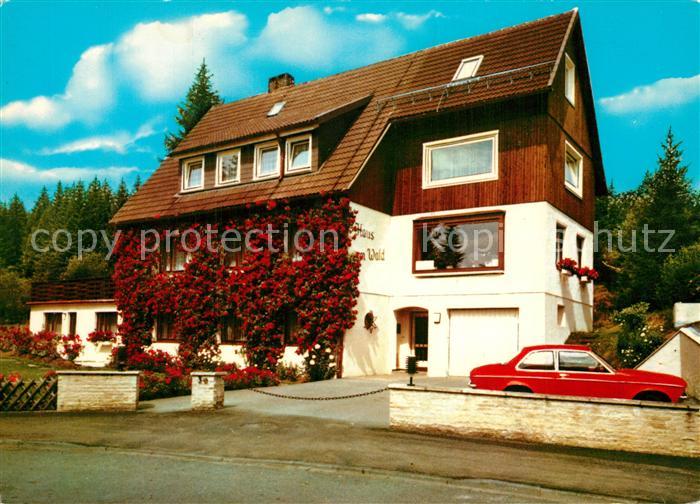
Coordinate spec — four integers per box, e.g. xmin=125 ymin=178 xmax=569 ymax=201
xmin=565 ymin=54 xmax=575 ymax=105
xmin=452 ymin=55 xmax=483 ymax=81
xmin=182 ymin=157 xmax=204 ymax=191
xmin=254 ymin=141 xmax=281 ymax=180
xmin=216 ymin=149 xmax=241 ymax=186
xmin=285 ymin=135 xmax=312 ymax=173
xmin=268 ymin=101 xmax=286 ymax=117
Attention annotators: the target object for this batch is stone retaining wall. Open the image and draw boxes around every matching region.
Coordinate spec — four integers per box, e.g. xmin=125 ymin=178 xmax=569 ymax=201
xmin=389 ymin=384 xmax=700 ymax=458
xmin=57 ymin=371 xmax=140 ymax=412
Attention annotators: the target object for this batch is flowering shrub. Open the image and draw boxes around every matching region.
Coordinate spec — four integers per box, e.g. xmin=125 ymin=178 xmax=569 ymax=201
xmin=305 ymin=343 xmax=337 ymax=382
xmin=113 ymin=196 xmax=361 ymax=377
xmin=614 ymin=302 xmax=664 ymax=367
xmin=0 ymin=326 xmax=60 ymax=359
xmin=139 ymin=369 xmax=191 ymax=400
xmin=0 ymin=372 xmax=21 ymax=383
xmin=60 ymin=334 xmax=83 ymax=361
xmin=87 ymin=330 xmax=116 ymax=343
xmin=276 ymin=362 xmax=303 ymax=382
xmin=215 ymin=363 xmax=280 ymax=390
xmin=126 ymin=349 xmax=180 ymax=373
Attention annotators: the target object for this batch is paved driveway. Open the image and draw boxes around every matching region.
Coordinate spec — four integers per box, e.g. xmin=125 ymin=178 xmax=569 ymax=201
xmin=143 ymin=372 xmax=467 ymax=427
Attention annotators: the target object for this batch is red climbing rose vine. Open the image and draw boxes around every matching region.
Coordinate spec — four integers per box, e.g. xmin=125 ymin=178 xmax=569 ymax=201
xmin=112 ymin=196 xmax=361 ymax=376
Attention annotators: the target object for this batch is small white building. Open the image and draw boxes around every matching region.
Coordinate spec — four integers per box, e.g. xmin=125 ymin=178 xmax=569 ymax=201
xmin=637 ymin=303 xmax=700 ymax=399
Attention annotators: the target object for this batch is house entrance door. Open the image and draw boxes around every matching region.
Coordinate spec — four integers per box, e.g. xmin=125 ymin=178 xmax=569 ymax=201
xmin=412 ymin=313 xmax=429 ymax=369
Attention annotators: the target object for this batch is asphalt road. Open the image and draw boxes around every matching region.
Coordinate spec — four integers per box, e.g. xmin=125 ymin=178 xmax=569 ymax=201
xmin=1 ymin=441 xmax=620 ymax=503
xmin=2 ymin=408 xmax=699 ymax=503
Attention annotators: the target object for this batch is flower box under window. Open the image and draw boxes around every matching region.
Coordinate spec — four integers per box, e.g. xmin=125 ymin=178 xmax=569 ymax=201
xmin=412 ymin=212 xmax=504 ymax=274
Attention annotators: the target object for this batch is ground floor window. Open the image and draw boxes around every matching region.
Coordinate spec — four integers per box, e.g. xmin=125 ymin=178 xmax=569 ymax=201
xmin=413 ymin=212 xmax=504 ymax=273
xmin=155 ymin=314 xmax=178 ymax=341
xmin=220 ymin=314 xmax=246 ymax=344
xmin=44 ymin=312 xmax=62 ymax=334
xmin=96 ymin=312 xmax=118 ymax=333
xmin=284 ymin=311 xmax=299 ymax=346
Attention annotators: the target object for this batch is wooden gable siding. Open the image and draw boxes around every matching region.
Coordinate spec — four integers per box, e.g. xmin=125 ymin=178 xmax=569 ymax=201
xmin=351 ymin=96 xmax=550 ymax=216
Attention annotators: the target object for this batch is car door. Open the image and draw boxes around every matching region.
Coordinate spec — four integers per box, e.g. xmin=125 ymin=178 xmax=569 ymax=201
xmin=513 ymin=350 xmax=558 ymax=394
xmin=555 ymin=350 xmax=620 ymax=399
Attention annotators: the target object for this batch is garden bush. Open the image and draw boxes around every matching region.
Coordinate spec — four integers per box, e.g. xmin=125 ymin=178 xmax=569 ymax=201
xmin=614 ymin=302 xmax=665 ymax=368
xmin=139 ymin=368 xmax=191 ymax=400
xmin=215 ymin=363 xmax=279 ymax=390
xmin=656 ymin=242 xmax=700 ymax=304
xmin=0 ymin=326 xmax=60 ymax=359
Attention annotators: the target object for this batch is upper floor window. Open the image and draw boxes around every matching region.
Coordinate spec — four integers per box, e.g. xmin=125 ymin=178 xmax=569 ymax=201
xmin=285 ymin=135 xmax=312 ymax=173
xmin=576 ymin=235 xmax=585 ymax=266
xmin=564 ymin=141 xmax=583 ymax=198
xmin=156 ymin=313 xmax=178 ymax=341
xmin=564 ymin=54 xmax=575 ymax=106
xmin=452 ymin=55 xmax=483 ymax=81
xmin=162 ymin=234 xmax=188 ymax=272
xmin=216 ymin=149 xmax=241 ymax=186
xmin=255 ymin=142 xmax=280 ymax=180
xmin=182 ymin=157 xmax=204 ymax=191
xmin=423 ymin=131 xmax=498 ymax=189
xmin=556 ymin=223 xmax=566 ymax=265
xmin=413 ymin=213 xmax=504 ymax=274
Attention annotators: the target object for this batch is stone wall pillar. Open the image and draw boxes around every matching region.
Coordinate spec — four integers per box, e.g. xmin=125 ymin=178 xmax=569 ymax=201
xmin=191 ymin=372 xmax=226 ymax=410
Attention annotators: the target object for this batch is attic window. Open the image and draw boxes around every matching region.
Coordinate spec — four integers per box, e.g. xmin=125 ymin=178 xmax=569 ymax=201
xmin=564 ymin=54 xmax=575 ymax=105
xmin=452 ymin=55 xmax=483 ymax=81
xmin=268 ymin=101 xmax=286 ymax=117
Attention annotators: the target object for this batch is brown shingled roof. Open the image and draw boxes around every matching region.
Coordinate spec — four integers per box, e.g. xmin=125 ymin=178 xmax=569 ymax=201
xmin=113 ymin=10 xmax=578 ymax=225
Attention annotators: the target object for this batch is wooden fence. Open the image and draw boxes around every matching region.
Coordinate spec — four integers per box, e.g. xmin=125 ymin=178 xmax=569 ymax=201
xmin=0 ymin=376 xmax=57 ymax=412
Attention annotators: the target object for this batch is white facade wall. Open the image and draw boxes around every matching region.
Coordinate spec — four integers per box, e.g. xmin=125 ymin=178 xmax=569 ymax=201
xmin=29 ymin=301 xmax=119 ymax=367
xmin=344 ymin=201 xmax=594 ymax=377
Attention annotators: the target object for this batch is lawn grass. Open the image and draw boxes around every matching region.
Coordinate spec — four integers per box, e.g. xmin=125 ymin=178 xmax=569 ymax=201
xmin=0 ymin=352 xmax=55 ymax=380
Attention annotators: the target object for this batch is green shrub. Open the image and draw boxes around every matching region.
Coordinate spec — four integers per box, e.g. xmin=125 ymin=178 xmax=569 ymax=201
xmin=276 ymin=362 xmax=303 ymax=382
xmin=614 ymin=303 xmax=664 ymax=368
xmin=656 ymin=242 xmax=700 ymax=304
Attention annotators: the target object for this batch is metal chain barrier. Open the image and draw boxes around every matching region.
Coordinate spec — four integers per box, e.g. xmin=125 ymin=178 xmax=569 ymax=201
xmin=250 ymin=386 xmax=388 ymax=401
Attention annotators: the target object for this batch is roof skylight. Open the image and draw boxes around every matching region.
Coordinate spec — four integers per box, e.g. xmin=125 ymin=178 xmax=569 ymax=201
xmin=452 ymin=55 xmax=484 ymax=81
xmin=267 ymin=101 xmax=286 ymax=117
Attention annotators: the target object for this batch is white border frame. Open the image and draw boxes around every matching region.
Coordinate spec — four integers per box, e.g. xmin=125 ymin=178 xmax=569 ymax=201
xmin=564 ymin=140 xmax=583 ymax=199
xmin=215 ymin=149 xmax=242 ymax=186
xmin=181 ymin=156 xmax=205 ymax=192
xmin=422 ymin=130 xmax=499 ymax=189
xmin=254 ymin=141 xmax=281 ymax=181
xmin=285 ymin=134 xmax=312 ymax=174
xmin=564 ymin=53 xmax=576 ymax=106
xmin=452 ymin=55 xmax=484 ymax=81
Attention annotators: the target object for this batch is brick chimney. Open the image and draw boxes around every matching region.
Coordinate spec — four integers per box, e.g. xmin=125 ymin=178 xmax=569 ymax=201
xmin=268 ymin=73 xmax=295 ymax=93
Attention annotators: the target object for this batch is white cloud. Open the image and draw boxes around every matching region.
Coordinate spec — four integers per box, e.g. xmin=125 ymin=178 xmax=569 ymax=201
xmin=115 ymin=11 xmax=248 ymax=101
xmin=0 ymin=44 xmax=114 ymax=130
xmin=253 ymin=6 xmax=402 ymax=70
xmin=323 ymin=6 xmax=346 ymax=14
xmin=356 ymin=13 xmax=387 ymax=24
xmin=0 ymin=158 xmax=138 ymax=183
xmin=395 ymin=10 xmax=444 ymax=30
xmin=600 ymin=75 xmax=700 ymax=115
xmin=39 ymin=118 xmax=161 ymax=155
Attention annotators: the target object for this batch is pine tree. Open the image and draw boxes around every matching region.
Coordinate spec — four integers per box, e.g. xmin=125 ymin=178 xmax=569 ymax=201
xmin=0 ymin=195 xmax=28 ymax=268
xmin=133 ymin=175 xmax=142 ymax=193
xmin=113 ymin=178 xmax=130 ymax=213
xmin=615 ymin=129 xmax=700 ymax=307
xmin=164 ymin=60 xmax=223 ymax=153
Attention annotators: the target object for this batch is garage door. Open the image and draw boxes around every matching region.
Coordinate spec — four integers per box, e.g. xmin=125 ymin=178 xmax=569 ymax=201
xmin=448 ymin=309 xmax=519 ymax=376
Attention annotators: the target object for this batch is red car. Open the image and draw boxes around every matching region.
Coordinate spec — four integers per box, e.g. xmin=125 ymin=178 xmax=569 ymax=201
xmin=468 ymin=344 xmax=687 ymax=403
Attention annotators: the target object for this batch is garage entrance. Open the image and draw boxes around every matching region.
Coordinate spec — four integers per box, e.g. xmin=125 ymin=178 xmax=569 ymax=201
xmin=448 ymin=309 xmax=519 ymax=376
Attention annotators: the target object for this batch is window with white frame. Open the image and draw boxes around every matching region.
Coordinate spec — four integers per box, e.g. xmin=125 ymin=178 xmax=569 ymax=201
xmin=255 ymin=142 xmax=280 ymax=179
xmin=452 ymin=55 xmax=483 ymax=81
xmin=564 ymin=142 xmax=583 ymax=197
xmin=216 ymin=149 xmax=241 ymax=185
xmin=182 ymin=158 xmax=204 ymax=191
xmin=565 ymin=54 xmax=575 ymax=105
xmin=286 ymin=135 xmax=311 ymax=173
xmin=423 ymin=131 xmax=498 ymax=188
xmin=556 ymin=223 xmax=566 ymax=265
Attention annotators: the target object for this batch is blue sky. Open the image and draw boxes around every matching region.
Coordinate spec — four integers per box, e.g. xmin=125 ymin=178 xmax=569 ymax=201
xmin=1 ymin=1 xmax=698 ymax=207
